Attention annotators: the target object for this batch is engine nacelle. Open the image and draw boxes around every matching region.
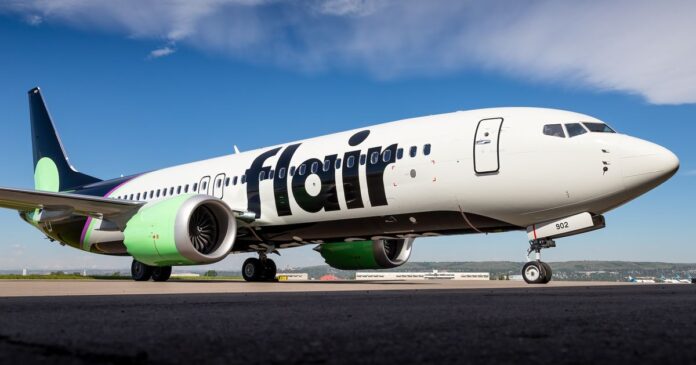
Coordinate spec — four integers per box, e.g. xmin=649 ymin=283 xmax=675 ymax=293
xmin=123 ymin=195 xmax=237 ymax=266
xmin=315 ymin=238 xmax=415 ymax=270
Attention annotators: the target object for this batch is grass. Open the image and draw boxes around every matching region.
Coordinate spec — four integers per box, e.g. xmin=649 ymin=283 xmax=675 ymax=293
xmin=0 ymin=274 xmax=244 ymax=281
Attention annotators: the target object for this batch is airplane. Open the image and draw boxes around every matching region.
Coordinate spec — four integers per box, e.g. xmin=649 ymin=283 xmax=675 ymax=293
xmin=0 ymin=87 xmax=679 ymax=284
xmin=628 ymin=276 xmax=656 ymax=284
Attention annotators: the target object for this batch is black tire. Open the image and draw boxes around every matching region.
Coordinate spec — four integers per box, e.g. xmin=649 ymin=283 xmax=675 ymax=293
xmin=261 ymin=259 xmax=277 ymax=282
xmin=242 ymin=258 xmax=262 ymax=282
xmin=540 ymin=262 xmax=552 ymax=284
xmin=522 ymin=261 xmax=546 ymax=284
xmin=152 ymin=266 xmax=172 ymax=282
xmin=131 ymin=260 xmax=153 ymax=281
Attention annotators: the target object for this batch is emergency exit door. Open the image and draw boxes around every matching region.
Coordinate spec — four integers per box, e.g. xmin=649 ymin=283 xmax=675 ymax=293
xmin=473 ymin=118 xmax=503 ymax=174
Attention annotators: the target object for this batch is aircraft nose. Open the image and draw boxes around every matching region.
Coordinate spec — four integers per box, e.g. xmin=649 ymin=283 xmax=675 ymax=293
xmin=621 ymin=138 xmax=679 ymax=193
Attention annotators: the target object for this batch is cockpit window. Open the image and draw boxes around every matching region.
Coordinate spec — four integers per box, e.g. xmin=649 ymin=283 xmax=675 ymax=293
xmin=543 ymin=124 xmax=565 ymax=138
xmin=565 ymin=123 xmax=587 ymax=138
xmin=582 ymin=122 xmax=615 ymax=133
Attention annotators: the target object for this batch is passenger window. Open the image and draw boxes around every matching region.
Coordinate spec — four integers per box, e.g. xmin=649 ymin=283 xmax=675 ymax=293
xmin=311 ymin=162 xmax=318 ymax=174
xmin=130 ymin=194 xmax=134 ymax=200
xmin=259 ymin=171 xmax=266 ymax=180
xmin=409 ymin=146 xmax=417 ymax=157
xmin=359 ymin=154 xmax=366 ymax=165
xmin=225 ymin=178 xmax=230 ymax=186
xmin=289 ymin=166 xmax=296 ymax=176
xmin=279 ymin=168 xmax=286 ymax=179
xmin=323 ymin=160 xmax=331 ymax=172
xmin=216 ymin=179 xmax=221 ymax=188
xmin=565 ymin=123 xmax=587 ymax=137
xmin=335 ymin=158 xmax=342 ymax=170
xmin=423 ymin=144 xmax=431 ymax=156
xmin=162 ymin=189 xmax=166 ymax=197
xmin=177 ymin=186 xmax=181 ymax=194
xmin=156 ymin=189 xmax=161 ymax=197
xmin=383 ymin=149 xmax=392 ymax=162
xmin=582 ymin=122 xmax=616 ymax=133
xmin=150 ymin=191 xmax=154 ymax=198
xmin=184 ymin=185 xmax=189 ymax=193
xmin=169 ymin=187 xmax=174 ymax=195
xmin=347 ymin=156 xmax=355 ymax=168
xmin=370 ymin=151 xmax=379 ymax=164
xmin=543 ymin=124 xmax=565 ymax=138
xmin=397 ymin=148 xmax=404 ymax=160
xmin=136 ymin=193 xmax=141 ymax=200
xmin=241 ymin=175 xmax=247 ymax=184
xmin=203 ymin=182 xmax=208 ymax=190
xmin=193 ymin=183 xmax=198 ymax=192
xmin=299 ymin=164 xmax=306 ymax=175
xmin=233 ymin=176 xmax=238 ymax=185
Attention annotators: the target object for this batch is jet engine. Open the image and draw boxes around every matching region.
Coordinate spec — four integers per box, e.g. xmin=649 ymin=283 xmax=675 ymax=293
xmin=315 ymin=238 xmax=414 ymax=270
xmin=123 ymin=195 xmax=237 ymax=266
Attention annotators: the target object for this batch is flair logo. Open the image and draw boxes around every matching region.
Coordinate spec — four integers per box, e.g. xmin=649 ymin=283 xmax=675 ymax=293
xmin=245 ymin=130 xmax=397 ymax=218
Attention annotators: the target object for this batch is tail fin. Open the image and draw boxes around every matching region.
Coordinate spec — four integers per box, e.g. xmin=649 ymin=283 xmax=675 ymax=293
xmin=28 ymin=87 xmax=101 ymax=192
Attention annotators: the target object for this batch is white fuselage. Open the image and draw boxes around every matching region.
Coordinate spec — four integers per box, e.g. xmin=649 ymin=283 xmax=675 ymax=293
xmin=91 ymin=107 xmax=677 ymax=248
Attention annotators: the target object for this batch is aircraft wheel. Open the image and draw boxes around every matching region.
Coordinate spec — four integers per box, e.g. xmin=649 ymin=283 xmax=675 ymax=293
xmin=131 ymin=260 xmax=153 ymax=281
xmin=261 ymin=259 xmax=277 ymax=282
xmin=152 ymin=266 xmax=172 ymax=282
xmin=540 ymin=262 xmax=552 ymax=284
xmin=522 ymin=261 xmax=547 ymax=284
xmin=242 ymin=258 xmax=262 ymax=282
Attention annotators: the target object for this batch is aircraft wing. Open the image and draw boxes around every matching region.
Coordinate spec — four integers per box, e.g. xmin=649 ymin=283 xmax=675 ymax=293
xmin=0 ymin=186 xmax=143 ymax=220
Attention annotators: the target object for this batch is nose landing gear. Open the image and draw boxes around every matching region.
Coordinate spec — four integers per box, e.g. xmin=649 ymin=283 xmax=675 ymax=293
xmin=522 ymin=238 xmax=555 ymax=284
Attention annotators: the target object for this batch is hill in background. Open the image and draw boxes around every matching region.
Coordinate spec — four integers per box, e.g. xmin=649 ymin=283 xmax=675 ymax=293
xmin=4 ymin=261 xmax=695 ymax=281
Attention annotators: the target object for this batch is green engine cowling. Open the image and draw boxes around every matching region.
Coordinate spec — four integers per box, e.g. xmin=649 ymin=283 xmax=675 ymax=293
xmin=315 ymin=238 xmax=415 ymax=270
xmin=123 ymin=194 xmax=237 ymax=266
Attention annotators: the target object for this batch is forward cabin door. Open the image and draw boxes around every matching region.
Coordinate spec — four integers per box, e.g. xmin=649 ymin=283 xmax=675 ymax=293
xmin=473 ymin=118 xmax=504 ymax=174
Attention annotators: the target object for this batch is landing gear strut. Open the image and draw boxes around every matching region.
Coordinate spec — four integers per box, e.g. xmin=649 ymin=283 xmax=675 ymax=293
xmin=242 ymin=253 xmax=277 ymax=282
xmin=522 ymin=238 xmax=556 ymax=284
xmin=131 ymin=259 xmax=172 ymax=282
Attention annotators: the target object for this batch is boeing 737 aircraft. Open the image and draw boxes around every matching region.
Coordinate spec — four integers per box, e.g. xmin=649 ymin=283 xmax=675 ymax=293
xmin=0 ymin=88 xmax=679 ymax=284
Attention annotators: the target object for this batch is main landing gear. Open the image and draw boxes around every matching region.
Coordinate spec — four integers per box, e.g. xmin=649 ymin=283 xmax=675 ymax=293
xmin=131 ymin=260 xmax=172 ymax=282
xmin=242 ymin=253 xmax=277 ymax=282
xmin=522 ymin=238 xmax=556 ymax=284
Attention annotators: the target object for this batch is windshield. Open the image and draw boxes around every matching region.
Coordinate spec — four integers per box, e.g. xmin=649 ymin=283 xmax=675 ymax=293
xmin=582 ymin=122 xmax=616 ymax=133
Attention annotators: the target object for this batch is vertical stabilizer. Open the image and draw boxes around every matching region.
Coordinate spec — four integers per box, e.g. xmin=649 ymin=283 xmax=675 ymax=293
xmin=28 ymin=87 xmax=101 ymax=192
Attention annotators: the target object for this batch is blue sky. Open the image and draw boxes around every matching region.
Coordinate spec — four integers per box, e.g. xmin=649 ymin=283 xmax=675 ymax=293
xmin=0 ymin=1 xmax=694 ymax=270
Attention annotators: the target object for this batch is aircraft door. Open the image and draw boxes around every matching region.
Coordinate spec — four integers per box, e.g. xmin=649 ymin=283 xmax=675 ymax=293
xmin=473 ymin=118 xmax=504 ymax=174
xmin=212 ymin=173 xmax=226 ymax=199
xmin=199 ymin=176 xmax=211 ymax=195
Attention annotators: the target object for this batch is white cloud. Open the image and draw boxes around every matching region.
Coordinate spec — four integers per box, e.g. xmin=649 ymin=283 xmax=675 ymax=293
xmin=25 ymin=14 xmax=42 ymax=26
xmin=147 ymin=45 xmax=176 ymax=59
xmin=2 ymin=0 xmax=696 ymax=104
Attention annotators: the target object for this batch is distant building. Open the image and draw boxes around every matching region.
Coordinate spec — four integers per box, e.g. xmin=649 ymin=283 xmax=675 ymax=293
xmin=356 ymin=270 xmax=489 ymax=281
xmin=171 ymin=272 xmax=200 ymax=277
xmin=320 ymin=274 xmax=339 ymax=281
xmin=276 ymin=273 xmax=309 ymax=281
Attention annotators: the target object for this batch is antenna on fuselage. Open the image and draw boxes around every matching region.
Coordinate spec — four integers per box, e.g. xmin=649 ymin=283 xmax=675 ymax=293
xmin=233 ymin=145 xmax=240 ymax=154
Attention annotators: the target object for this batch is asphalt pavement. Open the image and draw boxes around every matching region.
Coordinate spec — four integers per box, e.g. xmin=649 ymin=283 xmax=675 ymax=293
xmin=0 ymin=283 xmax=694 ymax=364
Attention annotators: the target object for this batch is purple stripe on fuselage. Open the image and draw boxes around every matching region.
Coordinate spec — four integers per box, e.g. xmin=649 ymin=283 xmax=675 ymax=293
xmin=79 ymin=176 xmax=138 ymax=246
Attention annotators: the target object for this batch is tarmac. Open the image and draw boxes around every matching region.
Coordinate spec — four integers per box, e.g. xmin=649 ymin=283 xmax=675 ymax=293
xmin=0 ymin=280 xmax=694 ymax=364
